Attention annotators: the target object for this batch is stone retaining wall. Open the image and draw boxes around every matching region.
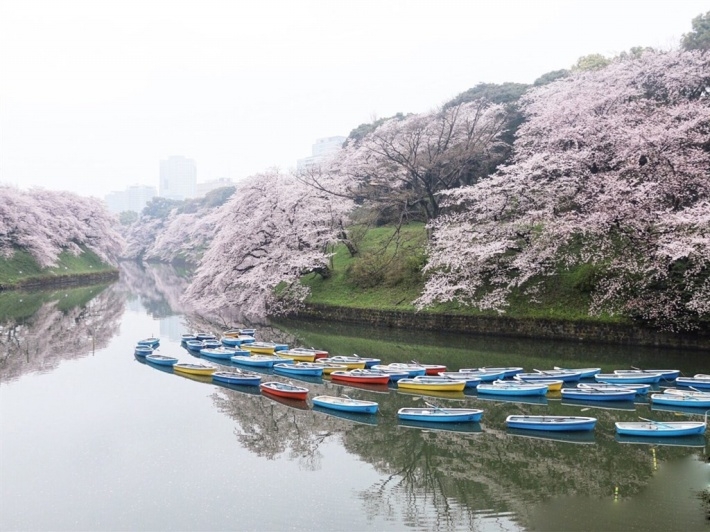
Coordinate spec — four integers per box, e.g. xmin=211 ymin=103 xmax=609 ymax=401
xmin=294 ymin=303 xmax=710 ymax=351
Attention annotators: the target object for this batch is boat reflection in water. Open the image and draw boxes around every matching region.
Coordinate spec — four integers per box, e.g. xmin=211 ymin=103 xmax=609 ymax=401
xmin=615 ymin=433 xmax=706 ymax=448
xmin=173 ymin=371 xmax=214 ymax=385
xmin=397 ymin=419 xmax=483 ymax=434
xmin=212 ymin=380 xmax=262 ymax=396
xmin=506 ymin=427 xmax=597 ymax=445
xmin=471 ymin=393 xmax=548 ymax=406
xmin=560 ymin=398 xmax=637 ymax=412
xmin=328 ymin=380 xmax=392 ymax=395
xmin=397 ymin=389 xmax=466 ymax=400
xmin=262 ymin=392 xmax=310 ymax=411
xmin=312 ymin=404 xmax=379 ymax=426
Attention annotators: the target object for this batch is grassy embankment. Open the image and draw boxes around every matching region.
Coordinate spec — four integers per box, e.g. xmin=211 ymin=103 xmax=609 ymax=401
xmin=302 ymin=223 xmax=622 ymax=324
xmin=0 ymin=249 xmax=116 ymax=290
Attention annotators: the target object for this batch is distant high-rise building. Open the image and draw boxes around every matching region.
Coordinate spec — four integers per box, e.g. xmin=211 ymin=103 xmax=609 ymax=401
xmin=104 ymin=184 xmax=156 ymax=214
xmin=297 ymin=136 xmax=346 ymax=171
xmin=159 ymin=156 xmax=196 ymax=200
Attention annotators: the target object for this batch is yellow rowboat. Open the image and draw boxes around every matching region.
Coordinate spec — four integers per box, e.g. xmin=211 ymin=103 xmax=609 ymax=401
xmin=317 ymin=363 xmax=348 ymax=375
xmin=397 ymin=378 xmax=466 ymax=392
xmin=241 ymin=342 xmax=278 ymax=355
xmin=321 ymin=357 xmax=366 ymax=370
xmin=277 ymin=350 xmax=317 ymax=362
xmin=515 ymin=376 xmax=563 ymax=392
xmin=173 ymin=363 xmax=216 ymax=376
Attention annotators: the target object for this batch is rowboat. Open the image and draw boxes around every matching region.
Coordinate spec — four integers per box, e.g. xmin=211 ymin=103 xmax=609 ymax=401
xmin=397 ymin=377 xmax=466 ymax=392
xmin=173 ymin=363 xmax=216 ymax=376
xmin=613 ymin=368 xmax=680 ymax=380
xmin=522 ymin=369 xmax=583 ymax=382
xmin=242 ymin=342 xmax=280 ymax=355
xmin=365 ymin=366 xmax=410 ymax=381
xmin=560 ymin=387 xmax=636 ymax=401
xmin=374 ymin=363 xmax=426 ymax=377
xmin=595 ymin=372 xmax=663 ymax=384
xmin=273 ymin=362 xmax=324 ymax=377
xmin=330 ymin=370 xmax=391 ymax=385
xmin=311 ymin=395 xmax=379 ymax=414
xmin=505 ymin=415 xmax=597 ymax=432
xmin=181 ymin=334 xmax=196 ymax=344
xmin=458 ymin=368 xmax=508 ymax=382
xmin=675 ymin=376 xmax=710 ymax=390
xmin=477 ymin=381 xmax=549 ymax=396
xmin=200 ymin=347 xmax=239 ymax=359
xmin=411 ymin=361 xmax=447 ymax=376
xmin=259 ymin=381 xmax=308 ymax=400
xmin=230 ymin=354 xmax=289 ymax=368
xmin=145 ymin=354 xmax=178 ymax=366
xmin=134 ymin=345 xmax=153 ymax=357
xmin=615 ymin=417 xmax=707 ymax=437
xmin=277 ymin=350 xmax=318 ymax=362
xmin=438 ymin=372 xmax=483 ymax=388
xmin=220 ymin=335 xmax=256 ymax=347
xmin=578 ymin=382 xmax=651 ymax=395
xmin=287 ymin=348 xmax=330 ymax=360
xmin=195 ymin=333 xmax=217 ymax=341
xmin=137 ymin=337 xmax=160 ymax=348
xmin=328 ymin=354 xmax=381 ymax=368
xmin=663 ymin=388 xmax=710 ymax=398
xmin=397 ymin=404 xmax=483 ymax=423
xmin=514 ymin=375 xmax=563 ymax=391
xmin=650 ymin=393 xmax=710 ymax=408
xmin=480 ymin=366 xmax=524 ymax=378
xmin=317 ymin=363 xmax=349 ymax=375
xmin=184 ymin=340 xmax=205 ymax=351
xmin=553 ymin=366 xmax=601 ymax=379
xmin=212 ymin=370 xmax=261 ymax=386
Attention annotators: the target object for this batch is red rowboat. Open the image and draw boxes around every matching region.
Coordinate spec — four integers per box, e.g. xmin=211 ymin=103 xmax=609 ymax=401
xmin=259 ymin=381 xmax=309 ymax=401
xmin=329 ymin=370 xmax=391 ymax=385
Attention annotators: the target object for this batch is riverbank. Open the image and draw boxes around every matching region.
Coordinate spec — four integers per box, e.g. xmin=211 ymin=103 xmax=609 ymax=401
xmin=291 ymin=303 xmax=710 ymax=352
xmin=0 ymin=249 xmax=118 ymax=291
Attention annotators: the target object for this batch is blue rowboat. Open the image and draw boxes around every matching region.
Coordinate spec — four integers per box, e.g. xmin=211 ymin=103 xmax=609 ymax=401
xmin=477 ymin=381 xmax=548 ymax=396
xmin=615 ymin=418 xmax=706 ymax=437
xmin=480 ymin=366 xmax=524 ymax=378
xmin=137 ymin=337 xmax=160 ymax=348
xmin=560 ymin=387 xmax=636 ymax=402
xmin=397 ymin=404 xmax=483 ymax=423
xmin=595 ymin=373 xmax=662 ymax=384
xmin=371 ymin=363 xmax=426 ymax=377
xmin=676 ymin=376 xmax=710 ymax=390
xmin=134 ymin=345 xmax=153 ymax=357
xmin=578 ymin=382 xmax=651 ymax=395
xmin=231 ymin=354 xmax=290 ymax=368
xmin=185 ymin=340 xmax=204 ymax=351
xmin=145 ymin=354 xmax=178 ymax=366
xmin=519 ymin=370 xmax=583 ymax=382
xmin=181 ymin=334 xmax=196 ymax=344
xmin=614 ymin=368 xmax=681 ymax=380
xmin=311 ymin=395 xmax=378 ymax=414
xmin=212 ymin=370 xmax=261 ymax=386
xmin=458 ymin=368 xmax=507 ymax=382
xmin=438 ymin=372 xmax=482 ymax=388
xmin=650 ymin=393 xmax=710 ymax=408
xmin=506 ymin=415 xmax=597 ymax=432
xmin=195 ymin=333 xmax=217 ymax=341
xmin=553 ymin=366 xmax=601 ymax=379
xmin=367 ymin=368 xmax=409 ymax=381
xmin=273 ymin=362 xmax=324 ymax=377
xmin=200 ymin=347 xmax=239 ymax=359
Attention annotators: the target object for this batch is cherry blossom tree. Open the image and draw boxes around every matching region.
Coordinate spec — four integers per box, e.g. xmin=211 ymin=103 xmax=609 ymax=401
xmin=0 ymin=187 xmax=123 ymax=268
xmin=300 ymin=100 xmax=510 ymax=224
xmin=185 ymin=170 xmax=354 ymax=319
xmin=418 ymin=50 xmax=710 ymax=330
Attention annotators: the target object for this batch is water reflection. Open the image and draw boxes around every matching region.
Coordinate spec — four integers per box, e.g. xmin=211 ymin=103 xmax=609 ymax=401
xmin=0 ymin=284 xmax=124 ymax=383
xmin=2 ymin=261 xmax=708 ymax=531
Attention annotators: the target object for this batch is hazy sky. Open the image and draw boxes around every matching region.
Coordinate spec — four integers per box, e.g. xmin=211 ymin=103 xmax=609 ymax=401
xmin=1 ymin=0 xmax=707 ymax=199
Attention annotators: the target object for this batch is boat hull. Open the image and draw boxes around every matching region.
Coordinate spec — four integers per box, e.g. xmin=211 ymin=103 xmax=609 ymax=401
xmin=397 ymin=407 xmax=483 ymax=423
xmin=145 ymin=354 xmax=178 ymax=366
xmin=650 ymin=394 xmax=710 ymax=408
xmin=173 ymin=364 xmax=216 ymax=376
xmin=260 ymin=381 xmax=308 ymax=400
xmin=560 ymin=389 xmax=636 ymax=401
xmin=212 ymin=371 xmax=261 ymax=386
xmin=397 ymin=379 xmax=466 ymax=392
xmin=675 ymin=377 xmax=710 ymax=389
xmin=477 ymin=383 xmax=548 ymax=396
xmin=273 ymin=363 xmax=324 ymax=377
xmin=505 ymin=415 xmax=597 ymax=432
xmin=331 ymin=372 xmax=391 ymax=385
xmin=615 ymin=422 xmax=706 ymax=437
xmin=312 ymin=395 xmax=378 ymax=414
